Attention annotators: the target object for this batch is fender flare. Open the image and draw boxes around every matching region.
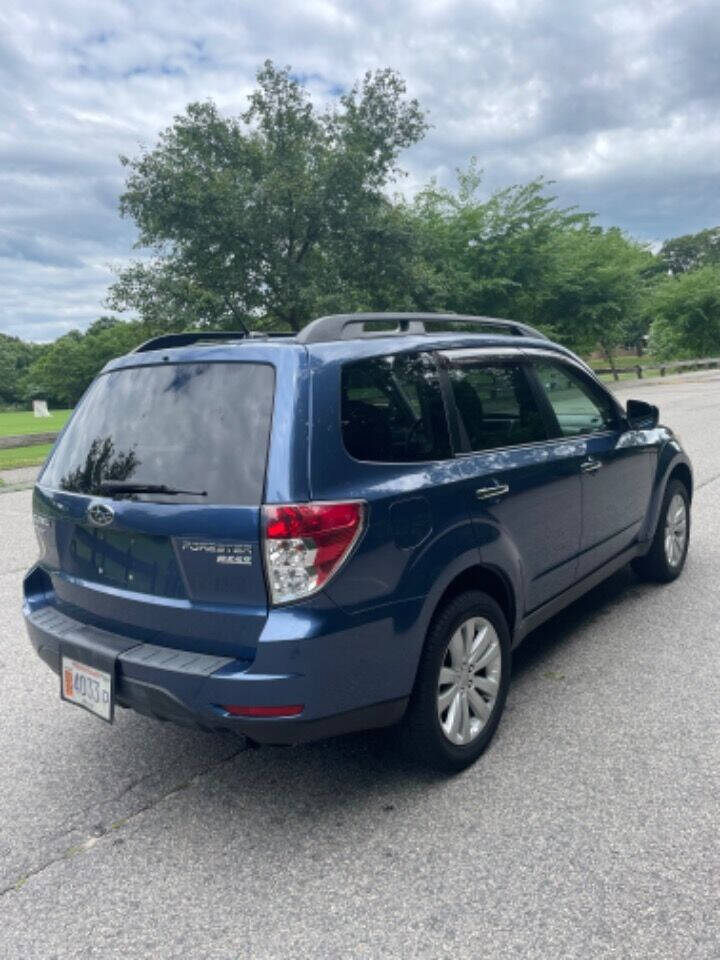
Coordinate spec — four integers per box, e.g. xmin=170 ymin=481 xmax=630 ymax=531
xmin=415 ymin=548 xmax=519 ymax=646
xmin=640 ymin=442 xmax=693 ymax=542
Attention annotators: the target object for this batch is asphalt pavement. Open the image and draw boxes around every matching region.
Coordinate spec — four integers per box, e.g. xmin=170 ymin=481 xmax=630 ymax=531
xmin=0 ymin=372 xmax=718 ymax=959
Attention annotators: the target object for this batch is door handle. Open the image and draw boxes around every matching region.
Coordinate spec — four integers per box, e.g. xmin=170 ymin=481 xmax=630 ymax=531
xmin=580 ymin=458 xmax=603 ymax=473
xmin=475 ymin=482 xmax=510 ymax=500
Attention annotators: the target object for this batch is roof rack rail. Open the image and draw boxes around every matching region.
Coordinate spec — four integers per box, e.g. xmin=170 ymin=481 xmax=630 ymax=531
xmin=296 ymin=312 xmax=548 ymax=344
xmin=133 ymin=330 xmax=249 ymax=353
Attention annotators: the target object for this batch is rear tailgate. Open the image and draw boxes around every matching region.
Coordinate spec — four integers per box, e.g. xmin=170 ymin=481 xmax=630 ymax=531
xmin=31 ymin=359 xmax=276 ymax=658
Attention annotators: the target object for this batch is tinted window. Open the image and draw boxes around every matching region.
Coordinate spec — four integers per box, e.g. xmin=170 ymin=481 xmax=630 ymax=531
xmin=448 ymin=361 xmax=547 ymax=451
xmin=41 ymin=362 xmax=275 ymax=504
xmin=341 ymin=352 xmax=451 ymax=462
xmin=533 ymin=360 xmax=618 ymax=436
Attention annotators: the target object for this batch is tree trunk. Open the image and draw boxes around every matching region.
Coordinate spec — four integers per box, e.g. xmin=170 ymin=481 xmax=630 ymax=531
xmin=601 ymin=342 xmax=619 ymax=381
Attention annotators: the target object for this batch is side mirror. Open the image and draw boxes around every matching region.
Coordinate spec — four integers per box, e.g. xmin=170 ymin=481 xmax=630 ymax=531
xmin=626 ymin=398 xmax=659 ymax=430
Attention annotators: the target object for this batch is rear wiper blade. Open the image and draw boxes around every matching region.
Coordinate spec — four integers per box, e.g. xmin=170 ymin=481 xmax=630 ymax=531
xmin=98 ymin=481 xmax=207 ymax=498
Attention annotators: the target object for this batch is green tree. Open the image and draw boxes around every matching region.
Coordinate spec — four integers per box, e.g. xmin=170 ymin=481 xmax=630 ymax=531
xmin=538 ymin=227 xmax=655 ymax=375
xmin=402 ymin=165 xmax=592 ymax=322
xmin=25 ymin=318 xmax=147 ymax=406
xmin=0 ymin=334 xmax=44 ymax=405
xmin=109 ymin=61 xmax=428 ymax=331
xmin=649 ymin=267 xmax=720 ymax=359
xmin=659 ymin=226 xmax=720 ymax=274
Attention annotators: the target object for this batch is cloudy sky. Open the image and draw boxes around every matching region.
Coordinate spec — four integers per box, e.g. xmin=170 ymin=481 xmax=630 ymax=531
xmin=2 ymin=0 xmax=719 ymax=341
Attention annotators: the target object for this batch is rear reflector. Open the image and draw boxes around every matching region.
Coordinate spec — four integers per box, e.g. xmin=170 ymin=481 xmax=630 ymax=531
xmin=263 ymin=500 xmax=365 ymax=604
xmin=223 ymin=704 xmax=304 ymax=718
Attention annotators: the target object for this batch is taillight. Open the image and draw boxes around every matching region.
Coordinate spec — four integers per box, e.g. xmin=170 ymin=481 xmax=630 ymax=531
xmin=262 ymin=501 xmax=365 ymax=605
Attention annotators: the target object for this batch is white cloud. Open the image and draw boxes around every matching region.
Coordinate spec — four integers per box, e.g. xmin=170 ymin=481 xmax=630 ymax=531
xmin=0 ymin=0 xmax=718 ymax=340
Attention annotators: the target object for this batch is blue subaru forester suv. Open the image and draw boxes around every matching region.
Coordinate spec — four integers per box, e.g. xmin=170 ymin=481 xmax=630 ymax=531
xmin=24 ymin=314 xmax=692 ymax=771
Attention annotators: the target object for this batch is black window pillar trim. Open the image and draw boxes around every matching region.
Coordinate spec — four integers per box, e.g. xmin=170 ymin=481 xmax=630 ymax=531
xmin=522 ymin=360 xmax=565 ymax=440
xmin=433 ymin=351 xmax=469 ymax=455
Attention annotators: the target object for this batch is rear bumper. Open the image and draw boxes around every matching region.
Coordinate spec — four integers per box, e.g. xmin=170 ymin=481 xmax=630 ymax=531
xmin=24 ymin=602 xmax=409 ymax=744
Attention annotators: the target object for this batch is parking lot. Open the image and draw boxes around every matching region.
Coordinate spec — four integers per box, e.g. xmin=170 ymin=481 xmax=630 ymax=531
xmin=1 ymin=371 xmax=718 ymax=959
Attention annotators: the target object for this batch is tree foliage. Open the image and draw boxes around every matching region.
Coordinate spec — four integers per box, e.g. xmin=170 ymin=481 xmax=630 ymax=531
xmin=537 ymin=226 xmax=655 ymax=368
xmin=108 ymin=61 xmax=428 ymax=331
xmin=659 ymin=226 xmax=720 ymax=274
xmin=399 ymin=167 xmax=655 ymax=370
xmin=0 ymin=334 xmax=44 ymax=404
xmin=402 ymin=164 xmax=592 ymax=320
xmin=23 ymin=318 xmax=148 ymax=407
xmin=649 ymin=267 xmax=720 ymax=359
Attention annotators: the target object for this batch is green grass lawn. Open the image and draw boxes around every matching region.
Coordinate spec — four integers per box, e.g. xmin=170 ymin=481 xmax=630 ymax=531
xmin=0 ymin=442 xmax=53 ymax=473
xmin=0 ymin=408 xmax=72 ymax=438
xmin=0 ymin=409 xmax=70 ymax=477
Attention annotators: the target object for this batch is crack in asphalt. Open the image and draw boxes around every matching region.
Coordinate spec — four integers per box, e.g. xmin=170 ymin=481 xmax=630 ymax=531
xmin=31 ymin=745 xmax=241 ymax=850
xmin=31 ymin=770 xmax=160 ymax=849
xmin=0 ymin=742 xmax=249 ymax=899
xmin=697 ymin=471 xmax=720 ymax=490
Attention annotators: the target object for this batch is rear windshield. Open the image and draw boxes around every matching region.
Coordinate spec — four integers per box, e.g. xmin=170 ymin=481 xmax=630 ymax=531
xmin=41 ymin=362 xmax=275 ymax=505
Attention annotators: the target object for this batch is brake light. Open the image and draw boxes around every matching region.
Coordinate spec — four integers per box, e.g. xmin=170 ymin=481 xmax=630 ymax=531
xmin=263 ymin=501 xmax=365 ymax=604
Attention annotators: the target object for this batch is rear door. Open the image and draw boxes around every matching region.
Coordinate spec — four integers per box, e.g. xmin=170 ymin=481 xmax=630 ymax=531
xmin=34 ymin=359 xmax=276 ymax=658
xmin=441 ymin=350 xmax=583 ymax=614
xmin=307 ymin=348 xmax=469 ymax=616
xmin=528 ymin=356 xmax=655 ymax=579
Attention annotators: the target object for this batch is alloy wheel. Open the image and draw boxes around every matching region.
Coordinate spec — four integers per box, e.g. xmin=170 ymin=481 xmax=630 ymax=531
xmin=437 ymin=616 xmax=502 ymax=745
xmin=664 ymin=493 xmax=688 ymax=568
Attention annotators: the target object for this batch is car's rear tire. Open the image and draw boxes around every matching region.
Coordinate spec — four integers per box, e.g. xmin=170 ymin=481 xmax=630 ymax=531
xmin=632 ymin=478 xmax=690 ymax=583
xmin=399 ymin=590 xmax=511 ymax=773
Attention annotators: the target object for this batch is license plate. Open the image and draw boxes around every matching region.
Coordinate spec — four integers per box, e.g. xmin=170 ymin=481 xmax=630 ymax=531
xmin=61 ymin=656 xmax=113 ymax=722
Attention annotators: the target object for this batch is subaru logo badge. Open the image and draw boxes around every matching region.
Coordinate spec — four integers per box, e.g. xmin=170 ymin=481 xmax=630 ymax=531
xmin=87 ymin=501 xmax=115 ymax=527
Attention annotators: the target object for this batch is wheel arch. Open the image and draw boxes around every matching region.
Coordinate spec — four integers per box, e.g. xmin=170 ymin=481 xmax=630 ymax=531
xmin=428 ymin=564 xmax=517 ymax=640
xmin=668 ymin=461 xmax=693 ymax=501
xmin=641 ymin=449 xmax=693 ymax=542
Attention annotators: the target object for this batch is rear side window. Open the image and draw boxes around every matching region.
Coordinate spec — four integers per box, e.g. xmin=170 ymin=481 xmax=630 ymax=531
xmin=448 ymin=361 xmax=547 ymax=451
xmin=41 ymin=362 xmax=275 ymax=504
xmin=341 ymin=352 xmax=451 ymax=462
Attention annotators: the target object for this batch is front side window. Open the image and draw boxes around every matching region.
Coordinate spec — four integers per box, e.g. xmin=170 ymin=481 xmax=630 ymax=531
xmin=532 ymin=360 xmax=618 ymax=437
xmin=447 ymin=361 xmax=548 ymax=452
xmin=341 ymin=352 xmax=451 ymax=462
